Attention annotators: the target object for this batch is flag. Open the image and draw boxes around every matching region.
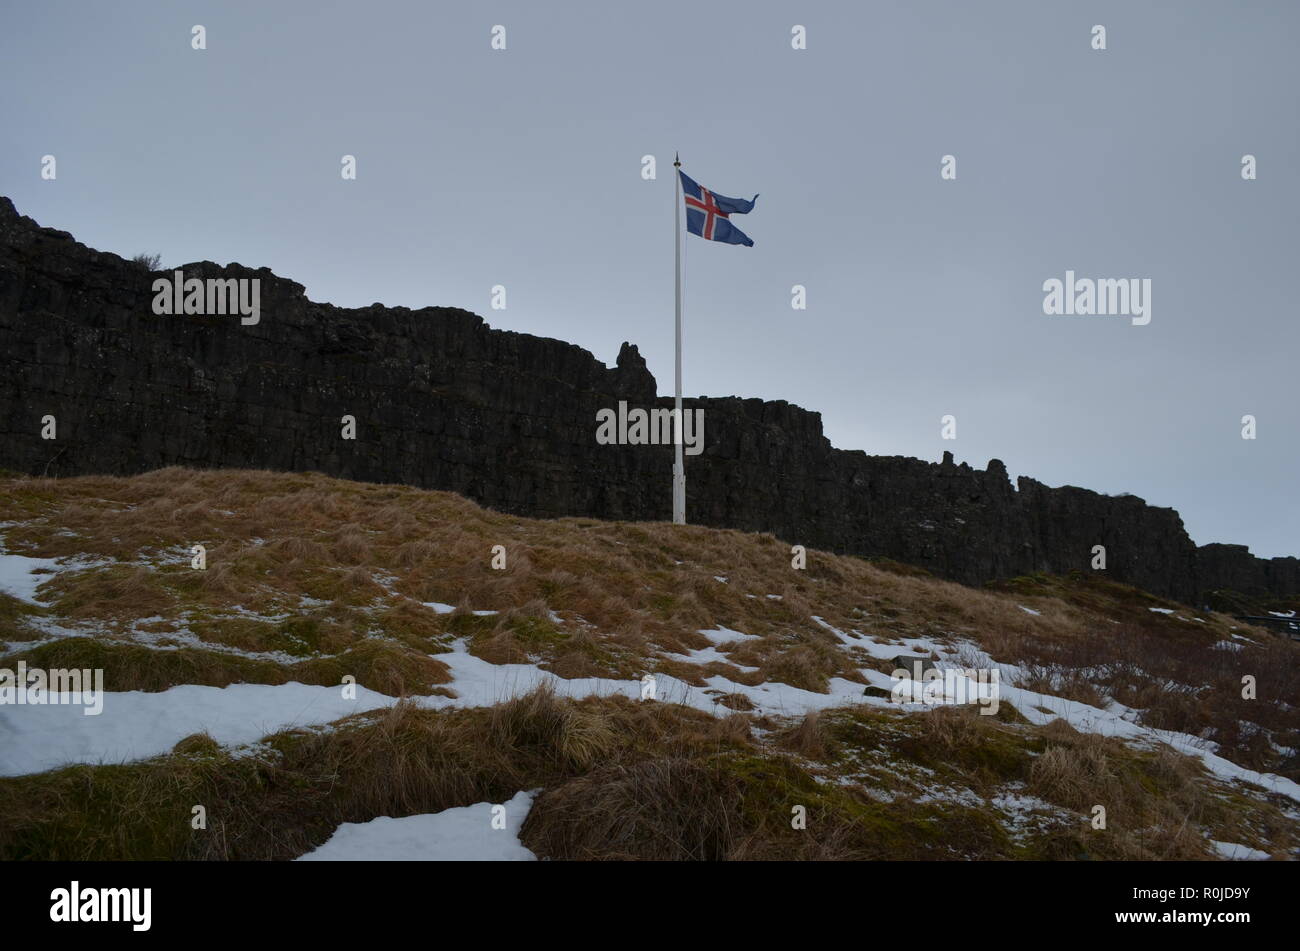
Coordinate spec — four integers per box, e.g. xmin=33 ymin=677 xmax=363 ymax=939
xmin=679 ymin=170 xmax=758 ymax=247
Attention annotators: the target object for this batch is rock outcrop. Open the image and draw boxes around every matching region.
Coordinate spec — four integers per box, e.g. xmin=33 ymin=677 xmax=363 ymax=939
xmin=1 ymin=196 xmax=1295 ymax=603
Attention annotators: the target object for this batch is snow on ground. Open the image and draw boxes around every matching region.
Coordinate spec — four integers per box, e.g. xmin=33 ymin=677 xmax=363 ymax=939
xmin=668 ymin=645 xmax=759 ymax=671
xmin=420 ymin=602 xmax=496 ymax=616
xmin=0 ymin=551 xmax=62 ymax=604
xmin=991 ymin=790 xmax=1058 ymax=816
xmin=988 ymin=788 xmax=1074 ymax=843
xmin=3 ymin=612 xmax=327 ymax=669
xmin=697 ymin=625 xmax=762 ymax=645
xmin=812 ymin=615 xmax=954 ymax=665
xmin=4 ymin=607 xmax=1299 ymax=812
xmin=296 ymin=790 xmax=537 ymax=861
xmin=0 ymin=681 xmax=397 ymax=776
xmin=0 ymin=636 xmax=886 ymax=776
xmin=1017 ymin=605 xmax=1041 ymax=616
xmin=122 ymin=619 xmax=308 ymax=666
xmin=1148 ymin=607 xmax=1174 ymax=615
xmin=918 ymin=643 xmax=1300 ymax=805
xmin=1210 ymin=840 xmax=1271 ymax=861
xmin=0 ymin=543 xmax=154 ymax=606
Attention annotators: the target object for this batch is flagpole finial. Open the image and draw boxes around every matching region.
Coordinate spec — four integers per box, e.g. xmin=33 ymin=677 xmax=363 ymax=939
xmin=674 ymin=152 xmax=680 ymax=168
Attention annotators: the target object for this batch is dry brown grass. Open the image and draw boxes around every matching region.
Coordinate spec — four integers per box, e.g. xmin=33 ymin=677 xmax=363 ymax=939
xmin=487 ymin=684 xmax=618 ymax=771
xmin=1 ymin=466 xmax=1297 ymax=785
xmin=778 ymin=711 xmax=828 ymax=759
xmin=0 ymin=688 xmax=757 ymax=860
xmin=0 ymin=679 xmax=1291 ymax=861
xmin=4 ymin=635 xmax=452 ymax=696
xmin=522 ymin=757 xmax=743 ymax=860
xmin=1023 ymin=718 xmax=1232 ymax=860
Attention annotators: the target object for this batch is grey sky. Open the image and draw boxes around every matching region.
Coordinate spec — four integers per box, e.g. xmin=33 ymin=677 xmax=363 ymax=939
xmin=2 ymin=1 xmax=1296 ymax=557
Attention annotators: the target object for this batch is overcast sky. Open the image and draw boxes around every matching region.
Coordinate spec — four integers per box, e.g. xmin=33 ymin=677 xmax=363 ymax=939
xmin=2 ymin=1 xmax=1296 ymax=557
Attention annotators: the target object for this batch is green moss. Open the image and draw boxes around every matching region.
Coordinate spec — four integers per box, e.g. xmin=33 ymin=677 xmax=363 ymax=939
xmin=0 ymin=756 xmax=247 ymax=861
xmin=823 ymin=706 xmax=897 ymax=752
xmin=1009 ymin=826 xmax=1091 ymax=860
xmin=268 ymin=616 xmax=322 ymax=657
xmin=715 ymin=749 xmax=1014 ymax=859
xmin=891 ymin=719 xmax=1041 ymax=787
xmin=187 ymin=614 xmax=345 ymax=658
xmin=5 ymin=636 xmax=450 ymax=696
xmin=990 ymin=573 xmax=1054 ymax=596
xmin=1204 ymin=589 xmax=1265 ymax=616
xmin=647 ymin=592 xmax=678 ymax=616
xmin=5 ymin=637 xmax=287 ymax=691
xmin=723 ymin=752 xmax=828 ymax=821
xmin=190 ymin=616 xmax=281 ymax=652
xmin=989 ymin=700 xmax=1029 ymax=724
xmin=296 ymin=640 xmax=451 ymax=694
xmin=906 ymin=801 xmax=1014 ymax=857
xmin=506 ymin=616 xmax=569 ymax=649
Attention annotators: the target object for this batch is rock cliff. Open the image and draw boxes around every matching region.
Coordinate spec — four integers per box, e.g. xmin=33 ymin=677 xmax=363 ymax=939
xmin=1 ymin=197 xmax=1295 ymax=603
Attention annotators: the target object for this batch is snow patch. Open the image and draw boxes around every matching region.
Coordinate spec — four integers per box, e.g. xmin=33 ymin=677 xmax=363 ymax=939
xmin=0 ymin=552 xmax=62 ymax=604
xmin=421 ymin=602 xmax=496 ymax=617
xmin=1210 ymin=840 xmax=1270 ymax=861
xmin=697 ymin=626 xmax=760 ymax=645
xmin=0 ymin=681 xmax=396 ymax=777
xmin=668 ymin=645 xmax=760 ymax=672
xmin=297 ymin=790 xmax=537 ymax=861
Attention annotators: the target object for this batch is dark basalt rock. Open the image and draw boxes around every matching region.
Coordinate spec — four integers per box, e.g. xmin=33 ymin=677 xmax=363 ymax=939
xmin=1 ymin=196 xmax=1295 ymax=603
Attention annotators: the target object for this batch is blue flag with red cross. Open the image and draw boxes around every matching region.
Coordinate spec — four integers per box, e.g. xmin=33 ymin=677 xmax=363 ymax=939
xmin=679 ymin=170 xmax=758 ymax=247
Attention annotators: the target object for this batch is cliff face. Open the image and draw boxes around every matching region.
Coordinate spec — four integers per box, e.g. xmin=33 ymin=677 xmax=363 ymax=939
xmin=1 ymin=197 xmax=1295 ymax=603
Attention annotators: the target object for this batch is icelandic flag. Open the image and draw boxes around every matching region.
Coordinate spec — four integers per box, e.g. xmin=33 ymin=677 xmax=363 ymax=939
xmin=679 ymin=171 xmax=758 ymax=247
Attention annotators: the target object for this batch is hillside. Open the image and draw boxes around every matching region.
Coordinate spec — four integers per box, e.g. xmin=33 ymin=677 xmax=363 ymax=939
xmin=0 ymin=468 xmax=1296 ymax=860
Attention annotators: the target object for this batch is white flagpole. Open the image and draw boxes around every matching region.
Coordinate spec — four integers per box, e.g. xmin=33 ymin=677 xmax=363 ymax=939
xmin=673 ymin=152 xmax=686 ymax=525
